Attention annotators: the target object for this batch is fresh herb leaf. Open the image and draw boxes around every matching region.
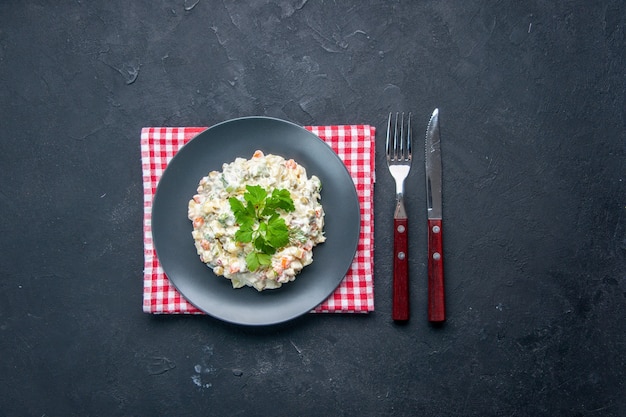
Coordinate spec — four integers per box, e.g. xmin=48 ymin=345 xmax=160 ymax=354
xmin=266 ymin=214 xmax=290 ymax=249
xmin=263 ymin=188 xmax=295 ymax=216
xmin=254 ymin=235 xmax=276 ymax=255
xmin=234 ymin=224 xmax=254 ymax=243
xmin=244 ymin=185 xmax=267 ymax=207
xmin=245 ymin=252 xmax=260 ymax=272
xmin=246 ymin=251 xmax=272 ymax=272
xmin=229 ymin=197 xmax=247 ymax=222
xmin=229 ymin=185 xmax=295 ymax=271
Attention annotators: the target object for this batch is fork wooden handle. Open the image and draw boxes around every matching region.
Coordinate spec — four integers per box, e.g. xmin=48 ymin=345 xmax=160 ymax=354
xmin=427 ymin=218 xmax=445 ymax=322
xmin=392 ymin=217 xmax=409 ymax=321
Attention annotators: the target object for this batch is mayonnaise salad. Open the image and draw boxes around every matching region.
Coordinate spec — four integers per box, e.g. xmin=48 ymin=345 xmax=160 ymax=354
xmin=188 ymin=150 xmax=326 ymax=291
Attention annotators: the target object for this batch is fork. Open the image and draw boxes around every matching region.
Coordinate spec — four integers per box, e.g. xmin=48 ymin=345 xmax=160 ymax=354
xmin=386 ymin=112 xmax=412 ymax=321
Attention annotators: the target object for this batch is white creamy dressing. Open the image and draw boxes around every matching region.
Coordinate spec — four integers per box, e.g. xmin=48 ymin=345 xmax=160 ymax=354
xmin=188 ymin=151 xmax=325 ymax=291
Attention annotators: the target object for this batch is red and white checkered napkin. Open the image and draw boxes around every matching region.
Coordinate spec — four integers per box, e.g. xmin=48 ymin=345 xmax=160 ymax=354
xmin=141 ymin=124 xmax=376 ymax=314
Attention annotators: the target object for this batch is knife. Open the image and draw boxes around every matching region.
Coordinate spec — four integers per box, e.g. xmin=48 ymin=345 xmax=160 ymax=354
xmin=425 ymin=108 xmax=446 ymax=322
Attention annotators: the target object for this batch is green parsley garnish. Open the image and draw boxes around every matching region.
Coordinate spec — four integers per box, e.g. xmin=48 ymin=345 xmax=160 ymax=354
xmin=229 ymin=185 xmax=295 ymax=271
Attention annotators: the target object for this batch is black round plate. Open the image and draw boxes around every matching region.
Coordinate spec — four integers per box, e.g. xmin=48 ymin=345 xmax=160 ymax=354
xmin=151 ymin=117 xmax=360 ymax=325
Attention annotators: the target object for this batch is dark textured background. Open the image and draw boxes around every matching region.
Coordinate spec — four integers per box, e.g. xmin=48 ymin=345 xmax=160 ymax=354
xmin=1 ymin=1 xmax=624 ymax=416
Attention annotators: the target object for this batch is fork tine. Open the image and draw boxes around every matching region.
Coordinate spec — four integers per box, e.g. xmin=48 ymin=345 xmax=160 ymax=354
xmin=392 ymin=112 xmax=397 ymax=160
xmin=406 ymin=113 xmax=412 ymax=161
xmin=399 ymin=112 xmax=405 ymax=159
xmin=386 ymin=112 xmax=392 ymax=159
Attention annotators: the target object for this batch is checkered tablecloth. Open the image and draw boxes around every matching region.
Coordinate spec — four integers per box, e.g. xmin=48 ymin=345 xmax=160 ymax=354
xmin=141 ymin=124 xmax=375 ymax=314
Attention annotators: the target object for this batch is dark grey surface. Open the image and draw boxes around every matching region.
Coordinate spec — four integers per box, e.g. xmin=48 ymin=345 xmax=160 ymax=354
xmin=152 ymin=117 xmax=360 ymax=325
xmin=1 ymin=1 xmax=624 ymax=416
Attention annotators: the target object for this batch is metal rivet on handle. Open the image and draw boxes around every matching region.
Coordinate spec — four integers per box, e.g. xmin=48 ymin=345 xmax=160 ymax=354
xmin=398 ymin=252 xmax=406 ymax=260
xmin=433 ymin=252 xmax=441 ymax=260
xmin=397 ymin=225 xmax=405 ymax=233
xmin=432 ymin=225 xmax=440 ymax=233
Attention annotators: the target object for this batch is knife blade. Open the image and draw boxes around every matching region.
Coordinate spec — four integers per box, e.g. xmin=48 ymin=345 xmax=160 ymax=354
xmin=425 ymin=108 xmax=445 ymax=322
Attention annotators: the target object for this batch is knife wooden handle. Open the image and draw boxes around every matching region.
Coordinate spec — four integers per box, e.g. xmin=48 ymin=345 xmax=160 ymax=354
xmin=392 ymin=217 xmax=409 ymax=321
xmin=427 ymin=218 xmax=445 ymax=322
